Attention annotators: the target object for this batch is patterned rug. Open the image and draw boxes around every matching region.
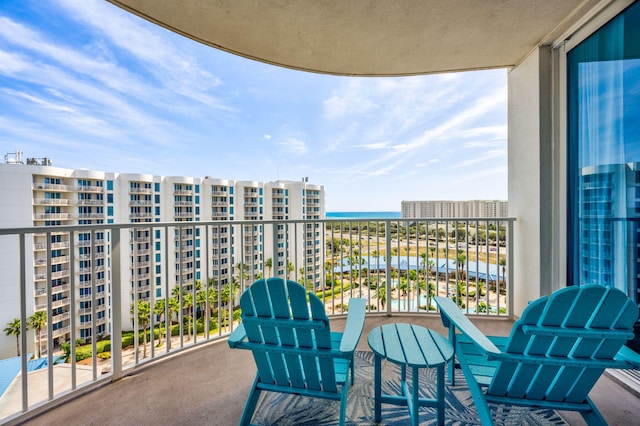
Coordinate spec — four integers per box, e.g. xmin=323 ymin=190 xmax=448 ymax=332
xmin=250 ymin=351 xmax=568 ymax=425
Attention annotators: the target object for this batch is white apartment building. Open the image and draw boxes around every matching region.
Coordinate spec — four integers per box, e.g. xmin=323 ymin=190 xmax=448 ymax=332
xmin=401 ymin=200 xmax=508 ymax=219
xmin=0 ymin=162 xmax=325 ymax=358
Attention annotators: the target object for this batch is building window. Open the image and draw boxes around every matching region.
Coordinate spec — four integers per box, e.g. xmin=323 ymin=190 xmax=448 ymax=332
xmin=567 ymin=2 xmax=640 ymax=349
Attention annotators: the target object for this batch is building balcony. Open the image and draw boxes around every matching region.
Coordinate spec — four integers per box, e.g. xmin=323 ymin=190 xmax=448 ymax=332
xmin=174 ymin=212 xmax=194 ymax=218
xmin=32 ymin=198 xmax=71 ymax=206
xmin=75 ymin=185 xmax=103 ymax=193
xmin=3 ymin=315 xmax=638 ymax=426
xmin=32 ymin=183 xmax=73 ymax=192
xmin=129 ymin=212 xmax=153 ymax=219
xmin=1 ymin=217 xmax=638 ymax=424
xmin=77 ymin=199 xmax=104 ymax=206
xmin=33 ymin=213 xmax=72 ymax=221
xmin=128 ymin=200 xmax=152 ymax=206
xmin=129 ymin=187 xmax=153 ymax=195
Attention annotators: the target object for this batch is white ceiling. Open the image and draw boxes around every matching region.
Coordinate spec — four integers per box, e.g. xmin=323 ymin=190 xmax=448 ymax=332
xmin=108 ymin=0 xmax=602 ymax=76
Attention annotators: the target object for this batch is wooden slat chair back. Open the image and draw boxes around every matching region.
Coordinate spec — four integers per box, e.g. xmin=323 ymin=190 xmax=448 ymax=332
xmin=229 ymin=277 xmax=366 ymax=426
xmin=436 ymin=285 xmax=639 ymax=425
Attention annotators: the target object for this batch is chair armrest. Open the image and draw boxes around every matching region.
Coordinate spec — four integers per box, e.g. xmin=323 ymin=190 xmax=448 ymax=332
xmin=435 ymin=297 xmax=501 ymax=357
xmin=615 ymin=345 xmax=640 ymax=368
xmin=227 ymin=323 xmax=247 ymax=349
xmin=339 ymin=298 xmax=366 ymax=353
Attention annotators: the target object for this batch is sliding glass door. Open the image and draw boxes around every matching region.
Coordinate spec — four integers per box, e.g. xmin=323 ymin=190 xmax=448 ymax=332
xmin=567 ymin=1 xmax=640 ymax=349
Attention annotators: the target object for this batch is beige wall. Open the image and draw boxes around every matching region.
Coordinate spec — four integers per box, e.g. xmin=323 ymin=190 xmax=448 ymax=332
xmin=508 ymin=46 xmax=553 ymax=316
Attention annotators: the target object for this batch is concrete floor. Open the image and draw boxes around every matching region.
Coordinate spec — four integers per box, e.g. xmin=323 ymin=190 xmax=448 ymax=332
xmin=8 ymin=314 xmax=640 ymax=425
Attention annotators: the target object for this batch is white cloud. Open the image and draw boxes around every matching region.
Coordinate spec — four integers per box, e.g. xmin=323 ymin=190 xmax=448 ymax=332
xmin=353 ymin=141 xmax=392 ymax=150
xmin=263 ymin=134 xmax=272 ymax=140
xmin=53 ymin=1 xmax=228 ymax=110
xmin=453 ymin=149 xmax=506 ymax=168
xmin=279 ymin=137 xmax=307 ymax=155
xmin=334 ymin=88 xmax=507 ymax=178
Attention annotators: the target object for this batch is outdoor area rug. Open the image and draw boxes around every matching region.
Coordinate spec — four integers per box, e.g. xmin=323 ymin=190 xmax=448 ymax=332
xmin=250 ymin=350 xmax=568 ymax=425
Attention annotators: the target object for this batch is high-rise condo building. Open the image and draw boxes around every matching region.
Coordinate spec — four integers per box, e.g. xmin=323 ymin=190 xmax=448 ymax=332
xmin=401 ymin=200 xmax=508 ymax=219
xmin=0 ymin=161 xmax=325 ymax=357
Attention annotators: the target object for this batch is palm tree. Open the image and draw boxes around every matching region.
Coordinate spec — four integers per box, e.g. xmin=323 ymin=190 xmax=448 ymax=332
xmin=208 ymin=287 xmax=219 ymax=315
xmin=167 ymin=297 xmax=179 ymax=349
xmin=457 ymin=250 xmax=466 ymax=279
xmin=131 ymin=301 xmax=150 ymax=358
xmin=265 ymin=258 xmax=272 ymax=278
xmin=236 ymin=263 xmax=249 ymax=283
xmin=153 ymin=299 xmax=165 ymax=347
xmin=498 ymin=257 xmax=507 ymax=293
xmin=286 ymin=261 xmax=294 ymax=279
xmin=419 ymin=252 xmax=427 ymax=279
xmin=28 ymin=311 xmax=47 ymax=358
xmin=4 ymin=318 xmax=25 ymax=356
xmin=196 ymin=290 xmax=208 ymax=334
xmin=171 ymin=285 xmax=183 ymax=301
xmin=499 ymin=258 xmax=507 ymax=280
xmin=183 ymin=293 xmax=194 ymax=340
xmin=377 ymin=285 xmax=387 ymax=310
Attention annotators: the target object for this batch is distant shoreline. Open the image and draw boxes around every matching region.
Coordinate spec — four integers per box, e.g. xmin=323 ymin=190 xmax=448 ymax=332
xmin=326 ymin=211 xmax=401 ymax=219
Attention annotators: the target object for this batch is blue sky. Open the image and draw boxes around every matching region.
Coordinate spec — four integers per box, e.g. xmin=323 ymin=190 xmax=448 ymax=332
xmin=0 ymin=0 xmax=507 ymax=212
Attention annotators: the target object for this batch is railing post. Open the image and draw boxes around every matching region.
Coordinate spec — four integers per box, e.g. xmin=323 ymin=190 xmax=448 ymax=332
xmin=19 ymin=233 xmax=28 ymax=412
xmin=111 ymin=227 xmax=123 ymax=381
xmin=385 ymin=221 xmax=392 ymax=316
xmin=507 ymin=219 xmax=515 ymax=320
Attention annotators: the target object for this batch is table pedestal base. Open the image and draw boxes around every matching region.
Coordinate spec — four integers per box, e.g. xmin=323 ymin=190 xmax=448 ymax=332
xmin=374 ymin=357 xmax=446 ymax=426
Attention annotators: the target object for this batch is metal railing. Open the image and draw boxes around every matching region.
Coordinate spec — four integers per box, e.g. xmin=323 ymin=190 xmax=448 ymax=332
xmin=0 ymin=216 xmax=514 ymax=423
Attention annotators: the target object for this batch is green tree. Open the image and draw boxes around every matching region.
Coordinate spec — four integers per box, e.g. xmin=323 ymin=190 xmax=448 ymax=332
xmin=286 ymin=261 xmax=294 ymax=279
xmin=167 ymin=297 xmax=179 ymax=349
xmin=265 ymin=258 xmax=273 ymax=277
xmin=498 ymin=257 xmax=508 ymax=293
xmin=171 ymin=285 xmax=183 ymax=301
xmin=236 ymin=263 xmax=249 ymax=283
xmin=196 ymin=290 xmax=207 ymax=321
xmin=208 ymin=287 xmax=219 ymax=317
xmin=131 ymin=301 xmax=150 ymax=358
xmin=183 ymin=293 xmax=194 ymax=340
xmin=28 ymin=311 xmax=47 ymax=358
xmin=153 ymin=299 xmax=166 ymax=347
xmin=4 ymin=318 xmax=25 ymax=356
xmin=399 ymin=278 xmax=408 ymax=296
xmin=419 ymin=252 xmax=427 ymax=278
xmin=377 ymin=285 xmax=387 ymax=310
xmin=457 ymin=250 xmax=467 ymax=278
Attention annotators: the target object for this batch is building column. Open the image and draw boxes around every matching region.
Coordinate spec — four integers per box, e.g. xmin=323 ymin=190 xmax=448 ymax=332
xmin=508 ymin=46 xmax=554 ymax=315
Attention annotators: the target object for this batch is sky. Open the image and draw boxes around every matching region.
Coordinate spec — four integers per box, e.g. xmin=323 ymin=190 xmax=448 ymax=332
xmin=0 ymin=0 xmax=508 ymax=212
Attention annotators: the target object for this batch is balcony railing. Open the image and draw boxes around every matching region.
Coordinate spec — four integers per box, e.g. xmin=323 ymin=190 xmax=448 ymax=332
xmin=0 ymin=217 xmax=514 ymax=422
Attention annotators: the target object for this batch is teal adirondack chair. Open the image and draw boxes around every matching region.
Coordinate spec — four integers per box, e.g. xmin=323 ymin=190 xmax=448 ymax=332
xmin=228 ymin=278 xmax=366 ymax=426
xmin=435 ymin=285 xmax=639 ymax=425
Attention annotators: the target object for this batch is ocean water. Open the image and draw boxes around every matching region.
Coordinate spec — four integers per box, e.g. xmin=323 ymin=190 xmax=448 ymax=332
xmin=326 ymin=211 xmax=401 ymax=219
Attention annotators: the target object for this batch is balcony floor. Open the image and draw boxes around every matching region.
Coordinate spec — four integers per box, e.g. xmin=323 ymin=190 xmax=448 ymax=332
xmin=11 ymin=315 xmax=640 ymax=426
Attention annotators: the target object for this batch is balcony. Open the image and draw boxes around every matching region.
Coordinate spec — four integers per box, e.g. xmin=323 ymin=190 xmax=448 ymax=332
xmin=32 ymin=183 xmax=73 ymax=192
xmin=2 ymin=315 xmax=638 ymax=425
xmin=128 ymin=187 xmax=152 ymax=195
xmin=75 ymin=185 xmax=103 ymax=193
xmin=32 ymin=198 xmax=71 ymax=206
xmin=1 ymin=218 xmax=638 ymax=425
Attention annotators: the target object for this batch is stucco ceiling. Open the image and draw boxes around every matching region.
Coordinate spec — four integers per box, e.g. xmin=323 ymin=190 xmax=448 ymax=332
xmin=108 ymin=0 xmax=601 ymax=76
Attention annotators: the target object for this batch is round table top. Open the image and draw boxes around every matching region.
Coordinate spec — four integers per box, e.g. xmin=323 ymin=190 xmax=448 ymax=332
xmin=367 ymin=323 xmax=453 ymax=368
